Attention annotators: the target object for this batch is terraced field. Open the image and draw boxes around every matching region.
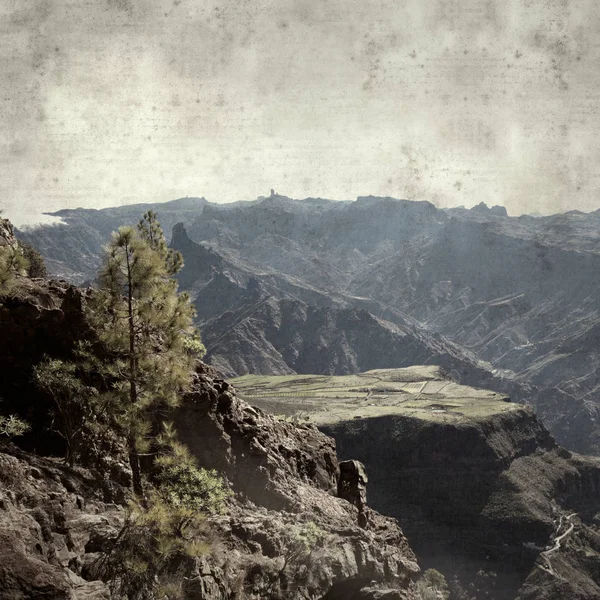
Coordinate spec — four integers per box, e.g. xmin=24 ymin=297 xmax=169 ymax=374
xmin=231 ymin=366 xmax=518 ymax=426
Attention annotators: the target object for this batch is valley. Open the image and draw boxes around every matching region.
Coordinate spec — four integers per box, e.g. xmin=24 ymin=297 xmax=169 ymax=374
xmin=234 ymin=369 xmax=600 ymax=600
xmin=6 ymin=205 xmax=600 ymax=599
xmin=19 ymin=194 xmax=600 ymax=454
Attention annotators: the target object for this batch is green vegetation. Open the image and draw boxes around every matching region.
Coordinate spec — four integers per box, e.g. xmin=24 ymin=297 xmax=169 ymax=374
xmin=101 ymin=491 xmax=216 ymax=600
xmin=99 ymin=426 xmax=230 ymax=599
xmin=0 ymin=216 xmax=46 ymax=292
xmin=34 ymin=358 xmax=99 ymax=467
xmin=86 ymin=210 xmax=203 ymax=496
xmin=235 ymin=520 xmax=328 ymax=598
xmin=154 ymin=423 xmax=232 ymax=514
xmin=280 ymin=521 xmax=326 ymax=573
xmin=0 ymin=243 xmax=28 ymax=294
xmin=232 ymin=367 xmax=518 ymax=426
xmin=31 ymin=212 xmax=206 ymax=486
xmin=416 ymin=569 xmax=450 ymax=600
xmin=0 ymin=414 xmax=30 ymax=440
xmin=20 ymin=241 xmax=47 ymax=278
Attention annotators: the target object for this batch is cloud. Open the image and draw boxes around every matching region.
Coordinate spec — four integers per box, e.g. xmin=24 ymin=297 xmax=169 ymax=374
xmin=2 ymin=0 xmax=600 ymax=224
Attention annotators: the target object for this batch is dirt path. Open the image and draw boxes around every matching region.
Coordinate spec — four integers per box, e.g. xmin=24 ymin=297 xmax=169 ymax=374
xmin=538 ymin=513 xmax=577 ymax=575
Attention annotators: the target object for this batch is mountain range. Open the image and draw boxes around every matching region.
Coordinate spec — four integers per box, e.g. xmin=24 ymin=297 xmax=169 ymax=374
xmin=17 ymin=193 xmax=600 ymax=455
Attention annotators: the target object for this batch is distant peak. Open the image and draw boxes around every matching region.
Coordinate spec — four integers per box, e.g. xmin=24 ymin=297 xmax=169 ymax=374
xmin=162 ymin=196 xmax=207 ymax=209
xmin=258 ymin=191 xmax=293 ymax=204
xmin=171 ymin=222 xmax=192 ymax=244
xmin=471 ymin=202 xmax=508 ymax=217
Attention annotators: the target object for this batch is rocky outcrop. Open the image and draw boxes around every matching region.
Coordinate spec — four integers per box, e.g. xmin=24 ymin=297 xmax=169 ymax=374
xmin=0 ymin=278 xmax=92 ymax=455
xmin=0 ymin=216 xmax=18 ymax=250
xmin=173 ymin=368 xmax=420 ymax=599
xmin=324 ymin=408 xmax=600 ymax=600
xmin=0 ymin=333 xmax=420 ymax=600
xmin=0 ymin=447 xmax=122 ymax=600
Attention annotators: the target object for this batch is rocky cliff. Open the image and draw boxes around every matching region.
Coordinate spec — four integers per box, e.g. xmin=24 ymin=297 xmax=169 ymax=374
xmin=326 ymin=411 xmax=600 ymax=600
xmin=0 ymin=370 xmax=420 ymax=600
xmin=235 ymin=368 xmax=600 ymax=600
xmin=0 ymin=278 xmax=92 ymax=455
xmin=0 ymin=274 xmax=420 ymax=599
xmin=1 ymin=216 xmax=19 ymax=250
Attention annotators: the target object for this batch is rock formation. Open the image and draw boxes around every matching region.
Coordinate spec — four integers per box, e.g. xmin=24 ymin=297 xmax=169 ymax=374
xmin=0 ymin=267 xmax=420 ymax=599
xmin=235 ymin=367 xmax=600 ymax=600
xmin=0 ymin=215 xmax=18 ymax=250
xmin=0 ymin=369 xmax=420 ymax=600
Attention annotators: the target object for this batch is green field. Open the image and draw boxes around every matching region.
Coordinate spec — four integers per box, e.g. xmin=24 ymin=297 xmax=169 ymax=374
xmin=231 ymin=366 xmax=519 ymax=426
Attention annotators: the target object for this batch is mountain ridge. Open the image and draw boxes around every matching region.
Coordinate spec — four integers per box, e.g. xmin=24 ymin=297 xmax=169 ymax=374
xmin=17 ymin=194 xmax=600 ymax=454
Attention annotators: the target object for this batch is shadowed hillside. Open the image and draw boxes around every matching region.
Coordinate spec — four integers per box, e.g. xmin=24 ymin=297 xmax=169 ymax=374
xmin=18 ymin=195 xmax=600 ymax=454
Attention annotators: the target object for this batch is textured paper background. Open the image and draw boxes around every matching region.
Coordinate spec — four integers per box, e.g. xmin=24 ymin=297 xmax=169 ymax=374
xmin=2 ymin=0 xmax=599 ymax=224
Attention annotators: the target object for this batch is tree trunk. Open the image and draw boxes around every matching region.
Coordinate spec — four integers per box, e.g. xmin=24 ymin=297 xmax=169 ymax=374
xmin=125 ymin=242 xmax=143 ymax=498
xmin=128 ymin=433 xmax=143 ymax=497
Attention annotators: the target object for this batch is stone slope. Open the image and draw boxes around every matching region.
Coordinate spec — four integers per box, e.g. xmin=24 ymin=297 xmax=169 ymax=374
xmin=0 ymin=369 xmax=420 ymax=600
xmin=234 ymin=368 xmax=600 ymax=600
xmin=174 ymin=367 xmax=420 ymax=599
xmin=201 ymin=292 xmax=500 ymax=384
xmin=0 ymin=272 xmax=420 ymax=599
xmin=0 ymin=448 xmax=119 ymax=600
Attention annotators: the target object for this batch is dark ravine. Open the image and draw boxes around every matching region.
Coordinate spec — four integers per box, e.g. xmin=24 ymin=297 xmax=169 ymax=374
xmin=234 ymin=369 xmax=600 ymax=600
xmin=323 ymin=408 xmax=600 ymax=600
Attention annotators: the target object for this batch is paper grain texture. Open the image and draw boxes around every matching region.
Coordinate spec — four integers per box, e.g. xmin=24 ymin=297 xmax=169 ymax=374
xmin=1 ymin=0 xmax=598 ymax=222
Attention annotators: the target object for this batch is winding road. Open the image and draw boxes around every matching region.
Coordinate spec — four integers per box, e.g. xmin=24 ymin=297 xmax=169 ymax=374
xmin=538 ymin=513 xmax=577 ymax=576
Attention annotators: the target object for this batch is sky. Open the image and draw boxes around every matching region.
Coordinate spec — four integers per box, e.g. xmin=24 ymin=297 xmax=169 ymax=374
xmin=2 ymin=0 xmax=600 ymax=226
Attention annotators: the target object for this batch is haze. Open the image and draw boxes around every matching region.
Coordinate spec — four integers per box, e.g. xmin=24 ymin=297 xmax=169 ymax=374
xmin=2 ymin=0 xmax=600 ymax=226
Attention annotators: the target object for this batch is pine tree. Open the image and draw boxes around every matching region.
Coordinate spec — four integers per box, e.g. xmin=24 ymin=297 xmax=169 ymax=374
xmin=90 ymin=213 xmax=203 ymax=497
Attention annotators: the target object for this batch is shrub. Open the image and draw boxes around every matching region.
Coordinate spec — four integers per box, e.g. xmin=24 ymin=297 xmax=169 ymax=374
xmin=99 ymin=495 xmax=209 ymax=600
xmin=34 ymin=358 xmax=101 ymax=466
xmin=0 ymin=414 xmax=30 ymax=440
xmin=154 ymin=426 xmax=231 ymax=515
xmin=100 ymin=428 xmax=231 ymax=599
xmin=0 ymin=244 xmax=28 ymax=295
xmin=20 ymin=242 xmax=47 ymax=278
xmin=416 ymin=568 xmax=450 ymax=600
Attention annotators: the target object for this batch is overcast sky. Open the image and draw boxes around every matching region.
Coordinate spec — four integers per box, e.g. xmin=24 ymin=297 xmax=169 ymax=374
xmin=2 ymin=0 xmax=600 ymax=225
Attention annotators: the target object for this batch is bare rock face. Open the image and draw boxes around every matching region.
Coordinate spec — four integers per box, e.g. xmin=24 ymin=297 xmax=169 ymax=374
xmin=0 ymin=448 xmax=121 ymax=600
xmin=0 ymin=216 xmax=18 ymax=250
xmin=0 ymin=279 xmax=92 ymax=456
xmin=174 ymin=369 xmax=420 ymax=599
